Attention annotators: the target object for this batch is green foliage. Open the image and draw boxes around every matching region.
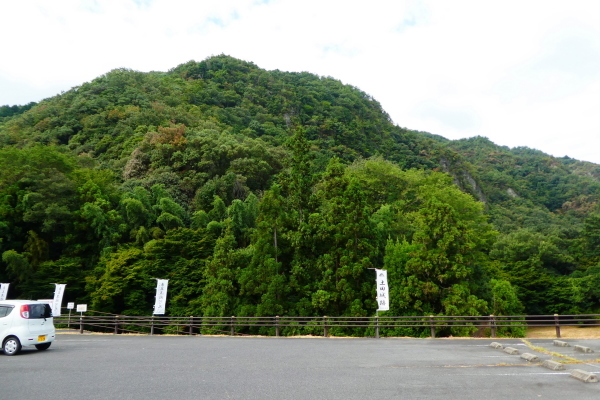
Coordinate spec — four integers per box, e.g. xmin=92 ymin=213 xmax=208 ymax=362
xmin=0 ymin=102 xmax=36 ymax=118
xmin=2 ymin=250 xmax=33 ymax=286
xmin=490 ymin=229 xmax=574 ymax=314
xmin=569 ymin=265 xmax=600 ymax=313
xmin=199 ymin=220 xmax=239 ymax=317
xmin=87 ymin=246 xmax=146 ymax=312
xmin=490 ymin=279 xmax=526 ymax=337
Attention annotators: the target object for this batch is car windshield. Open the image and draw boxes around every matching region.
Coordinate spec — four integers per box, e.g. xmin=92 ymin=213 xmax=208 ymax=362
xmin=28 ymin=304 xmax=53 ymax=319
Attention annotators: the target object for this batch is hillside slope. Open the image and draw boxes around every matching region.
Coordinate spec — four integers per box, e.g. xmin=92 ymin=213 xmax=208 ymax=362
xmin=1 ymin=55 xmax=600 ymax=326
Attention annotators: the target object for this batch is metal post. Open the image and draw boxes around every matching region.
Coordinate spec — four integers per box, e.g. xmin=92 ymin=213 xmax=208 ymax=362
xmin=323 ymin=316 xmax=328 ymax=337
xmin=275 ymin=316 xmax=280 ymax=337
xmin=79 ymin=314 xmax=83 ymax=334
xmin=490 ymin=315 xmax=496 ymax=338
xmin=189 ymin=316 xmax=194 ymax=335
xmin=230 ymin=316 xmax=235 ymax=336
xmin=429 ymin=315 xmax=435 ymax=338
xmin=114 ymin=315 xmax=119 ymax=334
xmin=554 ymin=314 xmax=561 ymax=339
xmin=375 ymin=312 xmax=380 ymax=339
xmin=150 ymin=316 xmax=155 ymax=336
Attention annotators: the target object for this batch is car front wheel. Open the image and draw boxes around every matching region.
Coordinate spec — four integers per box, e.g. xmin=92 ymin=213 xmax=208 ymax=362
xmin=3 ymin=336 xmax=22 ymax=356
xmin=35 ymin=342 xmax=51 ymax=351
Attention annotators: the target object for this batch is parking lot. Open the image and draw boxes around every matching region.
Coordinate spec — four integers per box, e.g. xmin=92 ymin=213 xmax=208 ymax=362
xmin=2 ymin=333 xmax=600 ymax=399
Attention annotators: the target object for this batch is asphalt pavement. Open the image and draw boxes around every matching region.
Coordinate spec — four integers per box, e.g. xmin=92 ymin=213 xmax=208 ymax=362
xmin=2 ymin=333 xmax=600 ymax=399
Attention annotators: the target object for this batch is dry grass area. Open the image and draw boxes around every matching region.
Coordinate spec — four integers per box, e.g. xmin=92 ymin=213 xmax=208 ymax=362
xmin=527 ymin=326 xmax=600 ymax=339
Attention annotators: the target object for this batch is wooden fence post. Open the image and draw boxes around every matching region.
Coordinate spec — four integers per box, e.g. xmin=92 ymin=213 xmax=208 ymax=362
xmin=230 ymin=316 xmax=235 ymax=336
xmin=490 ymin=315 xmax=496 ymax=338
xmin=323 ymin=316 xmax=328 ymax=337
xmin=189 ymin=316 xmax=194 ymax=335
xmin=429 ymin=315 xmax=435 ymax=338
xmin=554 ymin=314 xmax=561 ymax=339
xmin=275 ymin=316 xmax=280 ymax=337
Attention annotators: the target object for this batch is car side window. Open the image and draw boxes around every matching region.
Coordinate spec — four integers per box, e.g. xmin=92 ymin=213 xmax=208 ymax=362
xmin=0 ymin=305 xmax=14 ymax=318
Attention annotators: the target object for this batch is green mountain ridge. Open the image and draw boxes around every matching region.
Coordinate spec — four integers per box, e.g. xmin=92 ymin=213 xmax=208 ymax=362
xmin=1 ymin=55 xmax=599 ymax=335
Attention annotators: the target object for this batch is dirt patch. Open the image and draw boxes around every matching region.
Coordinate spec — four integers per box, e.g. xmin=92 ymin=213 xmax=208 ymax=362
xmin=527 ymin=326 xmax=600 ymax=339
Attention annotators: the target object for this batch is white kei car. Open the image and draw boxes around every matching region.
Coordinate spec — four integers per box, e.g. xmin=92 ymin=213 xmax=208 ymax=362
xmin=1 ymin=300 xmax=56 ymax=356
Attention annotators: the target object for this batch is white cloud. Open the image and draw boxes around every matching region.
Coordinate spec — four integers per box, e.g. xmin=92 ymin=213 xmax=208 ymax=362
xmin=1 ymin=0 xmax=600 ymax=163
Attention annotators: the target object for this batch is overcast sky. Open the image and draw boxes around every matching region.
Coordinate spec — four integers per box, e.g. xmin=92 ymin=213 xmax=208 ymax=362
xmin=1 ymin=0 xmax=600 ymax=163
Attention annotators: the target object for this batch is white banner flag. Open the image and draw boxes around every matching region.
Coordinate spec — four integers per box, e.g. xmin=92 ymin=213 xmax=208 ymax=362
xmin=0 ymin=283 xmax=9 ymax=301
xmin=52 ymin=284 xmax=66 ymax=316
xmin=153 ymin=279 xmax=169 ymax=315
xmin=375 ymin=269 xmax=389 ymax=311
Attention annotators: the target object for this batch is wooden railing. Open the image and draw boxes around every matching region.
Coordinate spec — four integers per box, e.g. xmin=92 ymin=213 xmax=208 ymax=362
xmin=53 ymin=312 xmax=600 ymax=338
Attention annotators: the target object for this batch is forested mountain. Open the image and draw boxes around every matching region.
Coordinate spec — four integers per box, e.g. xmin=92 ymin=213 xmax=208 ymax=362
xmin=1 ymin=55 xmax=600 ymax=335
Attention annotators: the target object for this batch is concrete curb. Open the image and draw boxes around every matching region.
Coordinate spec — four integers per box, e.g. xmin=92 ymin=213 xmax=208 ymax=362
xmin=520 ymin=353 xmax=539 ymax=362
xmin=489 ymin=342 xmax=503 ymax=349
xmin=503 ymin=347 xmax=519 ymax=355
xmin=574 ymin=345 xmax=594 ymax=353
xmin=541 ymin=360 xmax=565 ymax=371
xmin=570 ymin=369 xmax=599 ymax=383
xmin=553 ymin=340 xmax=569 ymax=347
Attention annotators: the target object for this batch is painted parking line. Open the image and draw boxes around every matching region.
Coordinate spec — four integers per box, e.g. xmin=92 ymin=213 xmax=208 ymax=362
xmin=461 ymin=372 xmax=571 ymax=376
xmin=479 ymin=355 xmax=525 ymax=357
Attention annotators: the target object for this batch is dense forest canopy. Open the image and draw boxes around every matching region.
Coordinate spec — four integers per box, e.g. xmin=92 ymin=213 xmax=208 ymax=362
xmin=2 ymin=55 xmax=600 ymax=336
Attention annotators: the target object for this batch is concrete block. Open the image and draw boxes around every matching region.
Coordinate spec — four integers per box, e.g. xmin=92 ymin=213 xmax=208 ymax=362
xmin=541 ymin=360 xmax=565 ymax=371
xmin=489 ymin=342 xmax=503 ymax=349
xmin=570 ymin=369 xmax=599 ymax=383
xmin=520 ymin=353 xmax=539 ymax=362
xmin=574 ymin=345 xmax=594 ymax=353
xmin=503 ymin=347 xmax=519 ymax=355
xmin=553 ymin=340 xmax=570 ymax=347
